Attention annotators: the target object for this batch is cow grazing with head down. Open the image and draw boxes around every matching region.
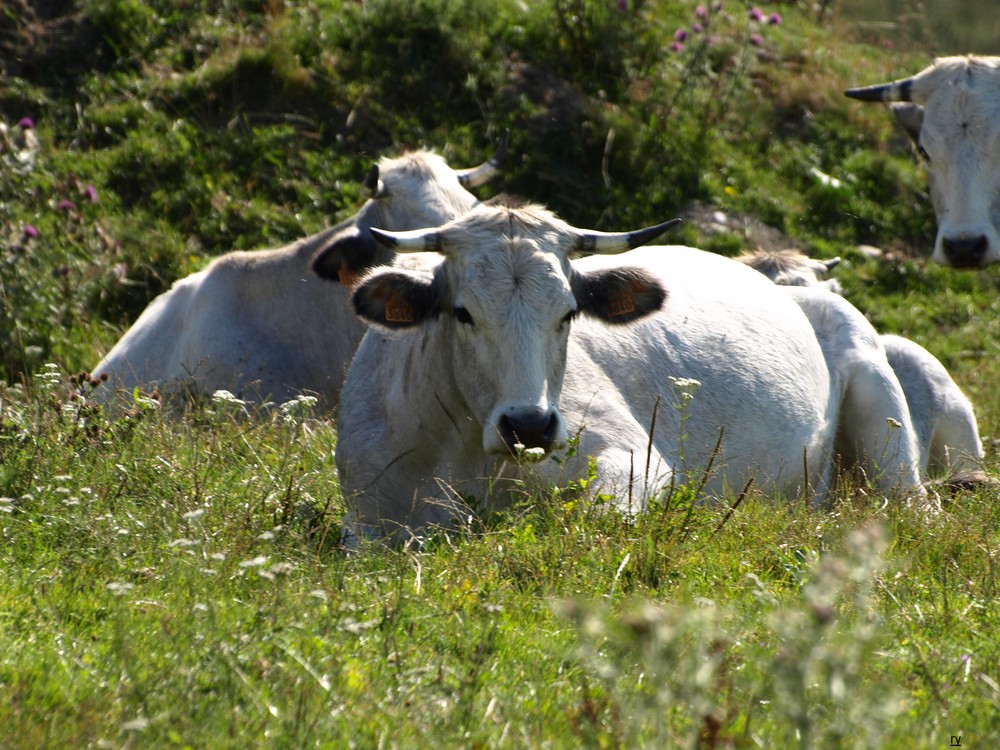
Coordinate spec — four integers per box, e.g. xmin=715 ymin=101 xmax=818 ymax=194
xmin=89 ymin=136 xmax=507 ymax=410
xmin=846 ymin=55 xmax=1000 ymax=268
xmin=334 ymin=202 xmax=924 ymax=544
xmin=738 ymin=248 xmax=984 ymax=479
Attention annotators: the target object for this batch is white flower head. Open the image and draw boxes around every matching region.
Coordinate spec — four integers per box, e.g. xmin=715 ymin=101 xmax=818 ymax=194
xmin=668 ymin=375 xmax=701 ymax=403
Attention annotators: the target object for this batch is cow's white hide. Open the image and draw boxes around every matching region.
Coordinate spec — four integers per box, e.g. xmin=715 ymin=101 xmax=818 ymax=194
xmin=335 ymin=204 xmax=924 ymax=544
xmin=89 ymin=147 xmax=496 ymax=410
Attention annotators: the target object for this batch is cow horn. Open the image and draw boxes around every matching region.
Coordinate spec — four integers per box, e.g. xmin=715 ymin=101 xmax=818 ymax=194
xmin=370 ymin=226 xmax=443 ymax=253
xmin=824 ymin=257 xmax=842 ymax=271
xmin=574 ymin=218 xmax=682 ymax=255
xmin=456 ymin=129 xmax=510 ymax=188
xmin=361 ymin=164 xmax=387 ymax=199
xmin=844 ymin=77 xmax=915 ymax=103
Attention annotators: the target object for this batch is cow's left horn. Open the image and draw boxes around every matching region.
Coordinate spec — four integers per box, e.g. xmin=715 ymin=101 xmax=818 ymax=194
xmin=456 ymin=129 xmax=510 ymax=188
xmin=574 ymin=218 xmax=682 ymax=255
xmin=844 ymin=77 xmax=915 ymax=103
xmin=370 ymin=226 xmax=443 ymax=253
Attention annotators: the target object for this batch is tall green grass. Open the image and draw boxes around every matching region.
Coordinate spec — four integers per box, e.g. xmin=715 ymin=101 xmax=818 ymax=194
xmin=2 ymin=1 xmax=999 ymax=746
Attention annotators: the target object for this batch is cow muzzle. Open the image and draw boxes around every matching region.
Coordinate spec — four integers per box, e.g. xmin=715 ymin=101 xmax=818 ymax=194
xmin=939 ymin=233 xmax=990 ymax=268
xmin=488 ymin=405 xmax=566 ymax=456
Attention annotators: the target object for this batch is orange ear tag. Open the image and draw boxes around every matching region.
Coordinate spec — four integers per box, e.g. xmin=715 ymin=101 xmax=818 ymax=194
xmin=385 ymin=294 xmax=415 ymax=323
xmin=338 ymin=267 xmax=362 ymax=287
xmin=608 ymin=292 xmax=636 ymax=317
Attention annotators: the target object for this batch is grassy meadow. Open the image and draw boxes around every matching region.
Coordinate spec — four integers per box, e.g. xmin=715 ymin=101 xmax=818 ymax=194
xmin=2 ymin=0 xmax=999 ymax=747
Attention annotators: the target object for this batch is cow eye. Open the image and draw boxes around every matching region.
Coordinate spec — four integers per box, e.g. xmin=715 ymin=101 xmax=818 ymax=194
xmin=454 ymin=306 xmax=475 ymax=326
xmin=917 ymin=144 xmax=931 ymax=164
xmin=559 ymin=310 xmax=577 ymax=329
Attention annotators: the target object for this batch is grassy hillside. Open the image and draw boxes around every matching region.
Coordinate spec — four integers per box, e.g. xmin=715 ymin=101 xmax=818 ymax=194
xmin=1 ymin=1 xmax=999 ymax=747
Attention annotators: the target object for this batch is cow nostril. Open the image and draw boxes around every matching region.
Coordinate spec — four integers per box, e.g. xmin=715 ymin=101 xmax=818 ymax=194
xmin=942 ymin=235 xmax=988 ymax=267
xmin=498 ymin=411 xmax=559 ymax=453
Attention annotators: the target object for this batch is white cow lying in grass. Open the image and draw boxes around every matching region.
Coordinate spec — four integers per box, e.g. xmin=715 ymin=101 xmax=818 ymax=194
xmin=334 ymin=203 xmax=923 ymax=543
xmin=738 ymin=248 xmax=984 ymax=479
xmin=846 ymin=55 xmax=1000 ymax=268
xmin=89 ymin=137 xmax=506 ymax=411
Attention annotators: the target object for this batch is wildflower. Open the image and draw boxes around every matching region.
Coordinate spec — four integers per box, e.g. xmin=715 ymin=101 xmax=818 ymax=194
xmin=711 ymin=0 xmax=723 ymax=10
xmin=768 ymin=12 xmax=782 ymax=25
xmin=749 ymin=7 xmax=763 ymax=21
xmin=23 ymin=224 xmax=38 ymax=239
xmin=670 ymin=41 xmax=684 ymax=53
xmin=692 ymin=22 xmax=703 ymax=33
xmin=674 ymin=28 xmax=688 ymax=43
xmin=618 ymin=0 xmax=627 ymax=9
xmin=85 ymin=184 xmax=98 ymax=203
xmin=211 ymin=389 xmax=246 ymax=406
xmin=750 ymin=33 xmax=763 ymax=46
xmin=17 ymin=117 xmax=34 ymax=129
xmin=57 ymin=199 xmax=76 ymax=212
xmin=695 ymin=5 xmax=709 ymax=19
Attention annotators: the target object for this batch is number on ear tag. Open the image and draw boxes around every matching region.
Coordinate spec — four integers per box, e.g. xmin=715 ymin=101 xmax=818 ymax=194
xmin=608 ymin=293 xmax=636 ymax=317
xmin=385 ymin=295 xmax=415 ymax=323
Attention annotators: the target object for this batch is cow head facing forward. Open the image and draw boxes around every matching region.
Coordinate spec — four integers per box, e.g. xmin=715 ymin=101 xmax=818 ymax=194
xmin=846 ymin=56 xmax=1000 ymax=268
xmin=353 ymin=203 xmax=678 ymax=456
xmin=311 ymin=133 xmax=507 ymax=285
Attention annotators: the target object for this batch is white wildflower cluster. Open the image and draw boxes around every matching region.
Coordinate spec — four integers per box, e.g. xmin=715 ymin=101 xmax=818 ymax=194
xmin=279 ymin=394 xmax=319 ymax=423
xmin=513 ymin=443 xmax=549 ymax=463
xmin=668 ymin=375 xmax=701 ymax=404
xmin=209 ymin=389 xmax=248 ymax=418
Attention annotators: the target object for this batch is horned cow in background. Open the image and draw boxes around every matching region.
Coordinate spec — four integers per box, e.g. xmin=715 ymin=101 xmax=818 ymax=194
xmin=90 ymin=135 xmax=507 ymax=411
xmin=846 ymin=55 xmax=1000 ymax=268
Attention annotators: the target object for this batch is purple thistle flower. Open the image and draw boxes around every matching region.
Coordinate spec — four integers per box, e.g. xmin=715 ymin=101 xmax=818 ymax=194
xmin=695 ymin=5 xmax=709 ymax=18
xmin=618 ymin=0 xmax=627 ymax=9
xmin=85 ymin=185 xmax=99 ymax=203
xmin=750 ymin=33 xmax=763 ymax=46
xmin=674 ymin=28 xmax=689 ymax=43
xmin=692 ymin=22 xmax=703 ymax=33
xmin=17 ymin=117 xmax=34 ymax=130
xmin=58 ymin=199 xmax=77 ymax=212
xmin=768 ymin=12 xmax=782 ymax=25
xmin=23 ymin=224 xmax=39 ymax=239
xmin=670 ymin=41 xmax=684 ymax=53
xmin=749 ymin=7 xmax=763 ymax=22
xmin=711 ymin=0 xmax=723 ymax=10
xmin=961 ymin=654 xmax=970 ymax=663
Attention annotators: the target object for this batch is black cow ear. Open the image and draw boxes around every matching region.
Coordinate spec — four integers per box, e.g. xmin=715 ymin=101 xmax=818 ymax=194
xmin=352 ymin=270 xmax=441 ymax=328
xmin=573 ymin=267 xmax=666 ymax=324
xmin=311 ymin=228 xmax=391 ymax=286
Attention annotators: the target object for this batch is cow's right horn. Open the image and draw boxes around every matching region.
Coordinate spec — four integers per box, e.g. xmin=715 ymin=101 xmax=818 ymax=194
xmin=574 ymin=218 xmax=682 ymax=255
xmin=844 ymin=76 xmax=915 ymax=103
xmin=370 ymin=226 xmax=443 ymax=253
xmin=456 ymin=129 xmax=510 ymax=188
